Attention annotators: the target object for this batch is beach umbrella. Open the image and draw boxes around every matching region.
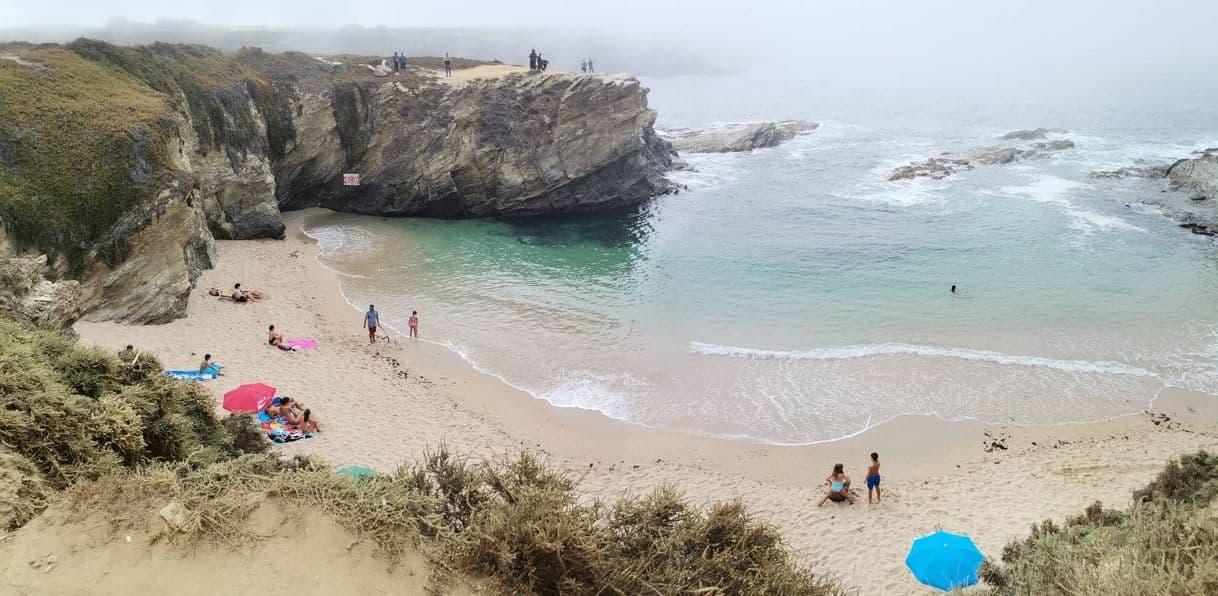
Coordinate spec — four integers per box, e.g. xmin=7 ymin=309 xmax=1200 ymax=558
xmin=905 ymin=530 xmax=984 ymax=591
xmin=222 ymin=383 xmax=277 ymax=413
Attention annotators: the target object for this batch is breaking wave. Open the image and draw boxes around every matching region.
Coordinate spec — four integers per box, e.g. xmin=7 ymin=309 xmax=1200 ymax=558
xmin=690 ymin=341 xmax=1158 ymax=377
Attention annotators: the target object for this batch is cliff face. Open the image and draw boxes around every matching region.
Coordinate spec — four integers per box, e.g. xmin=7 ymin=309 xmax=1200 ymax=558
xmin=0 ymin=42 xmax=674 ymax=326
xmin=275 ymin=72 xmax=674 ymax=217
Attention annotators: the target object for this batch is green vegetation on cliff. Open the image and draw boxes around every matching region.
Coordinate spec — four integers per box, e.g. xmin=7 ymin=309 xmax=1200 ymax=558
xmin=982 ymin=451 xmax=1218 ymax=594
xmin=0 ymin=45 xmax=175 ymax=271
xmin=0 ymin=316 xmax=265 ymax=528
xmin=0 ymin=40 xmax=304 ymax=273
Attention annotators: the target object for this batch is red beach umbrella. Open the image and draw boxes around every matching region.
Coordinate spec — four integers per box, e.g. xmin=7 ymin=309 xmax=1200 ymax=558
xmin=222 ymin=383 xmax=276 ymax=413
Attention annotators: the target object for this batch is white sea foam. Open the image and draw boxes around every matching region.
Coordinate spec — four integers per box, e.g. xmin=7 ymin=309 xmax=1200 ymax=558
xmin=689 ymin=341 xmax=1158 ymax=377
xmin=999 ymin=174 xmax=1145 ymax=233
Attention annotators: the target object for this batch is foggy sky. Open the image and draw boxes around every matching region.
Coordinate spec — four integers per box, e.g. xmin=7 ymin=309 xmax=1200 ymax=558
xmin=4 ymin=1 xmax=1218 ymax=84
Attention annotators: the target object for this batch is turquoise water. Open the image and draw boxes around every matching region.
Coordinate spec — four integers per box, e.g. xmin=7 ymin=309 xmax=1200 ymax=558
xmin=304 ymin=71 xmax=1218 ymax=443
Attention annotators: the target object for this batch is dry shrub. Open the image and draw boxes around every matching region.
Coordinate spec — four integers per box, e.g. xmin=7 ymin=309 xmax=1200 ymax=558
xmin=0 ymin=316 xmax=262 ymax=504
xmin=90 ymin=393 xmax=147 ymax=461
xmin=1133 ymin=450 xmax=1218 ymax=506
xmin=51 ymin=448 xmax=841 ymax=595
xmin=220 ymin=414 xmax=270 ymax=457
xmin=0 ymin=448 xmax=50 ymax=531
xmin=983 ymin=501 xmax=1218 ymax=595
xmin=984 ymin=451 xmax=1218 ymax=594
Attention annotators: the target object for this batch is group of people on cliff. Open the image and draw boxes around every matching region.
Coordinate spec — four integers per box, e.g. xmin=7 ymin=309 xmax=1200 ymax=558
xmin=528 ymin=49 xmax=548 ymax=71
xmin=528 ymin=50 xmax=596 ymax=74
xmin=391 ymin=52 xmax=407 ymax=72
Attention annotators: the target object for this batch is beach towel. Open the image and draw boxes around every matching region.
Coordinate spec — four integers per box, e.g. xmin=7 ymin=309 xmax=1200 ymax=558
xmin=164 ymin=363 xmax=222 ymax=382
xmin=257 ymin=409 xmax=308 ymax=443
xmin=283 ymin=339 xmax=317 ymax=350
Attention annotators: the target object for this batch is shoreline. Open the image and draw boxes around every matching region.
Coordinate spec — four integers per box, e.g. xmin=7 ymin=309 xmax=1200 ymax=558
xmin=295 ymin=210 xmax=1176 ymax=449
xmin=74 ymin=208 xmax=1218 ymax=592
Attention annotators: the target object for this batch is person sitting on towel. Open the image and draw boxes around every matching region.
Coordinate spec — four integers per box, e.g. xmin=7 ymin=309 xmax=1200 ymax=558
xmin=299 ymin=409 xmax=321 ymax=434
xmin=233 ymin=282 xmax=249 ymax=302
xmin=198 ymin=353 xmax=222 ymax=375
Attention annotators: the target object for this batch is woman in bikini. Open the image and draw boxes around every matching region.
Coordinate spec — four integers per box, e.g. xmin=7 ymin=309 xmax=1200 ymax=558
xmin=817 ymin=463 xmax=855 ymax=506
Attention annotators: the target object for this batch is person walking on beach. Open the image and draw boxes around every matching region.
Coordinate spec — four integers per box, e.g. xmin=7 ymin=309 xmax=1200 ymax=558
xmin=364 ymin=304 xmax=380 ymax=344
xmin=866 ymin=452 xmax=882 ymax=504
xmin=443 ymin=53 xmax=452 ymax=77
xmin=408 ymin=310 xmax=419 ymax=338
xmin=529 ymin=48 xmax=538 ymax=70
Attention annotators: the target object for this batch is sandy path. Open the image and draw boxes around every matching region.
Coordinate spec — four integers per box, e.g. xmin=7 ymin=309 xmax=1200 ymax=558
xmin=73 ymin=209 xmax=1218 ymax=593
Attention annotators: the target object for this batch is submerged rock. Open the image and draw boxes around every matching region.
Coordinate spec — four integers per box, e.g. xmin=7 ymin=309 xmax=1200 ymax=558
xmin=662 ymin=120 xmax=819 ymax=154
xmin=1000 ymin=127 xmax=1069 ymax=140
xmin=888 ymin=139 xmax=1075 ymax=181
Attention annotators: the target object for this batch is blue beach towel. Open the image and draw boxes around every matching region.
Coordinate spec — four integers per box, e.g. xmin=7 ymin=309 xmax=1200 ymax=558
xmin=164 ymin=365 xmax=221 ymax=382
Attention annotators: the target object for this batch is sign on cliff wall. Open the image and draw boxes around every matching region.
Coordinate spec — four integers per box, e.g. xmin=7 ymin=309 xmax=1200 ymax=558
xmin=343 ymin=173 xmax=361 ymax=186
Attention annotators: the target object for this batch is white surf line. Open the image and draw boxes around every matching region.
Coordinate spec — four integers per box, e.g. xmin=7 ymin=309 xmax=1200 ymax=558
xmin=690 ymin=341 xmax=1158 ymax=377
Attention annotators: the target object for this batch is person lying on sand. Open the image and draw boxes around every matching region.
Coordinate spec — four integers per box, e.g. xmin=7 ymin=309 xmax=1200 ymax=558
xmin=209 ymin=284 xmax=263 ymax=301
xmin=817 ymin=463 xmax=855 ymax=506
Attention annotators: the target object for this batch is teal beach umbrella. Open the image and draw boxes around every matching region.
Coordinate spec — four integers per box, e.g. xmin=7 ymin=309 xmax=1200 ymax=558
xmin=336 ymin=465 xmax=378 ymax=480
xmin=905 ymin=530 xmax=984 ymax=591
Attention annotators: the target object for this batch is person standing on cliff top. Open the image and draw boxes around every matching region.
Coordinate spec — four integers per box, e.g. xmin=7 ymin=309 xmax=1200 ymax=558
xmin=580 ymin=59 xmax=587 ymax=74
xmin=588 ymin=58 xmax=594 ymax=73
xmin=392 ymin=52 xmax=400 ymax=72
xmin=443 ymin=53 xmax=452 ymax=77
xmin=529 ymin=49 xmax=537 ymax=70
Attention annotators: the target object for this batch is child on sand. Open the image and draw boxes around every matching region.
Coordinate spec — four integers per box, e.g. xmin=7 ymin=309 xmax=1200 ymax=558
xmin=409 ymin=311 xmax=419 ymax=338
xmin=817 ymin=463 xmax=854 ymax=506
xmin=866 ymin=452 xmax=882 ymax=504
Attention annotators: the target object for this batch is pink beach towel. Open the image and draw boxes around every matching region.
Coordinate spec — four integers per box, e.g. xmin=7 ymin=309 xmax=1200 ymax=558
xmin=283 ymin=339 xmax=317 ymax=350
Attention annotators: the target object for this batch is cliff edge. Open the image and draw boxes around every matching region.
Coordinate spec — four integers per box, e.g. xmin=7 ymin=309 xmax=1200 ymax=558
xmin=0 ymin=41 xmax=675 ymax=325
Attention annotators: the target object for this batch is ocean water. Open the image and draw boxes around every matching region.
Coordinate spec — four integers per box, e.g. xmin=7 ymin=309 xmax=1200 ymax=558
xmin=303 ymin=70 xmax=1218 ymax=444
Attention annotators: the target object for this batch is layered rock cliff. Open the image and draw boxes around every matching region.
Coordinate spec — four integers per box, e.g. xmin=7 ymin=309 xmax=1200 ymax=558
xmin=0 ymin=41 xmax=675 ymax=326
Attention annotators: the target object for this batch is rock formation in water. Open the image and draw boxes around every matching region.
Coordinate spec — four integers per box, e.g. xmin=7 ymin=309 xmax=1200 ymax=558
xmin=889 ymin=132 xmax=1074 ymax=181
xmin=0 ymin=41 xmax=675 ymax=325
xmin=662 ymin=120 xmax=819 ymax=154
xmin=1087 ymin=148 xmax=1218 ymax=236
xmin=1000 ymin=127 xmax=1069 ymax=141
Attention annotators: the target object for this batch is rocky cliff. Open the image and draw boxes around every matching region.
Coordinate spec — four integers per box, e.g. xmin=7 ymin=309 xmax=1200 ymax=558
xmin=1090 ymin=148 xmax=1218 ymax=236
xmin=0 ymin=41 xmax=675 ymax=326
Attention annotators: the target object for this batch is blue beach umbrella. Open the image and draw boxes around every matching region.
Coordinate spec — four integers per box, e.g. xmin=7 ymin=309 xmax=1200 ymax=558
xmin=905 ymin=530 xmax=984 ymax=591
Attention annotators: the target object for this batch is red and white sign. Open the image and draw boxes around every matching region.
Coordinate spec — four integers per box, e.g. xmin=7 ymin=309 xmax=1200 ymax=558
xmin=342 ymin=173 xmax=361 ymax=186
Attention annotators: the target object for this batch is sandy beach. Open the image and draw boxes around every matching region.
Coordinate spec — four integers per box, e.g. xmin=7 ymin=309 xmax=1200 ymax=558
xmin=74 ymin=209 xmax=1218 ymax=593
